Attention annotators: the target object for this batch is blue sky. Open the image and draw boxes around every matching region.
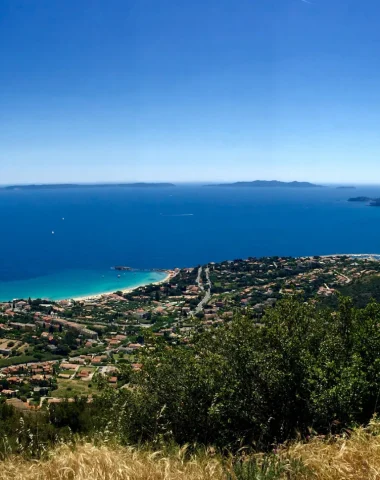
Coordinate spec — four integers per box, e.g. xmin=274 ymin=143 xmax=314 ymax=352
xmin=1 ymin=0 xmax=380 ymax=184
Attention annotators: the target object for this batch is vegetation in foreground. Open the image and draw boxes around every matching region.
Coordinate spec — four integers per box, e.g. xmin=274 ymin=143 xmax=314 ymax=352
xmin=2 ymin=419 xmax=380 ymax=479
xmin=2 ymin=295 xmax=380 ymax=477
xmin=97 ymin=296 xmax=380 ymax=450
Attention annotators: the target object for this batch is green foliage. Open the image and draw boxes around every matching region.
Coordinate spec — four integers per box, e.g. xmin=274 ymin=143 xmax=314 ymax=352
xmin=325 ymin=274 xmax=380 ymax=308
xmin=3 ymin=296 xmax=380 ymax=458
xmin=0 ymin=353 xmax=63 ymax=368
xmin=226 ymin=456 xmax=308 ymax=480
xmin=0 ymin=401 xmax=64 ymax=459
xmin=94 ymin=297 xmax=380 ymax=450
xmin=0 ymin=355 xmax=37 ymax=368
xmin=47 ymin=398 xmax=95 ymax=433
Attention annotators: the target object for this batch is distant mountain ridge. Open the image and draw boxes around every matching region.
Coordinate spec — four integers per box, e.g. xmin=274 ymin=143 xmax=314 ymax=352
xmin=2 ymin=183 xmax=176 ymax=190
xmin=205 ymin=180 xmax=323 ymax=188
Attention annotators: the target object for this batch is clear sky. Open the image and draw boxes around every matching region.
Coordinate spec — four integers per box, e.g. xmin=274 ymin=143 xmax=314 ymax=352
xmin=1 ymin=0 xmax=380 ymax=184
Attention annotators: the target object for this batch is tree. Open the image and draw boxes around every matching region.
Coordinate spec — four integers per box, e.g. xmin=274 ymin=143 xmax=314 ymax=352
xmin=96 ymin=297 xmax=380 ymax=450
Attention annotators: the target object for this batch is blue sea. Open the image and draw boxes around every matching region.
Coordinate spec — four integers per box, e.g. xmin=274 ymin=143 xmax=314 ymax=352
xmin=1 ymin=184 xmax=380 ymax=301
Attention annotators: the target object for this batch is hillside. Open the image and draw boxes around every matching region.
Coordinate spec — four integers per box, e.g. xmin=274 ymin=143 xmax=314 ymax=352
xmin=2 ymin=259 xmax=380 ymax=477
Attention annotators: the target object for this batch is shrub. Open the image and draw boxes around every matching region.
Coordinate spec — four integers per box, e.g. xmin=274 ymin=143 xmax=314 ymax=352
xmin=96 ymin=298 xmax=380 ymax=450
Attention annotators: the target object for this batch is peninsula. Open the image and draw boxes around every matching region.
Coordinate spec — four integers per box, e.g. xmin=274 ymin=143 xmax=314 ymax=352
xmin=348 ymin=196 xmax=380 ymax=206
xmin=2 ymin=183 xmax=176 ymax=190
xmin=204 ymin=180 xmax=323 ymax=188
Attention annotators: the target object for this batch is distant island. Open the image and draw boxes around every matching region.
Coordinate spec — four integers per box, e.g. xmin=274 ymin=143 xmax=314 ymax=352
xmin=348 ymin=197 xmax=372 ymax=202
xmin=2 ymin=183 xmax=176 ymax=190
xmin=348 ymin=196 xmax=380 ymax=206
xmin=205 ymin=180 xmax=323 ymax=188
xmin=337 ymin=186 xmax=356 ymax=189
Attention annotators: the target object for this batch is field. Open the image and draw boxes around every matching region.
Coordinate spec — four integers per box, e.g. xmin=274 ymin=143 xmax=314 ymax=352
xmin=53 ymin=378 xmax=98 ymax=398
xmin=0 ymin=339 xmax=22 ymax=357
xmin=59 ymin=369 xmax=76 ymax=376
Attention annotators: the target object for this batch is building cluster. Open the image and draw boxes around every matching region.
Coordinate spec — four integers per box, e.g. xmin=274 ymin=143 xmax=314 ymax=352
xmin=1 ymin=256 xmax=380 ymax=409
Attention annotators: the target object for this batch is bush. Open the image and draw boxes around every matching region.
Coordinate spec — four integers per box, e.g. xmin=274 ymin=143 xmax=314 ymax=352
xmin=96 ymin=298 xmax=380 ymax=450
xmin=3 ymin=297 xmax=380 ymax=458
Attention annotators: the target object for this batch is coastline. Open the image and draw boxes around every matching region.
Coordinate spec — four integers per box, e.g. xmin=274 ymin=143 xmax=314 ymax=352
xmin=73 ymin=253 xmax=380 ymax=302
xmin=3 ymin=253 xmax=380 ymax=304
xmin=321 ymin=253 xmax=380 ymax=258
xmin=0 ymin=270 xmax=176 ymax=303
xmin=71 ymin=270 xmax=175 ymax=302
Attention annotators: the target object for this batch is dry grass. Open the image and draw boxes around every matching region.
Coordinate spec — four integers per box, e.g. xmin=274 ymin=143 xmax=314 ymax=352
xmin=286 ymin=418 xmax=380 ymax=479
xmin=0 ymin=443 xmax=226 ymax=480
xmin=4 ymin=420 xmax=380 ymax=479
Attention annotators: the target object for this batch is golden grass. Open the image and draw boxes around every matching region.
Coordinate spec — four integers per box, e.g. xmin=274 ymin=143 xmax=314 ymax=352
xmin=0 ymin=443 xmax=226 ymax=480
xmin=4 ymin=420 xmax=380 ymax=479
xmin=286 ymin=418 xmax=380 ymax=479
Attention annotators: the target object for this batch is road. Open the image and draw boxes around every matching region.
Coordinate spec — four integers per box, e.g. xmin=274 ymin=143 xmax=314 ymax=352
xmin=333 ymin=269 xmax=351 ymax=282
xmin=193 ymin=267 xmax=212 ymax=315
xmin=196 ymin=266 xmax=204 ymax=291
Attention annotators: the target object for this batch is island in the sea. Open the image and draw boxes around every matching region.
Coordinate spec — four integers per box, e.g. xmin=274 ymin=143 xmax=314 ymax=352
xmin=2 ymin=183 xmax=176 ymax=190
xmin=348 ymin=196 xmax=380 ymax=206
xmin=348 ymin=197 xmax=373 ymax=202
xmin=337 ymin=186 xmax=356 ymax=189
xmin=204 ymin=180 xmax=323 ymax=188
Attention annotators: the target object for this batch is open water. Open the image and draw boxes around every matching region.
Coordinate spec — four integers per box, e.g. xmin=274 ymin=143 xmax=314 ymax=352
xmin=1 ymin=184 xmax=380 ymax=300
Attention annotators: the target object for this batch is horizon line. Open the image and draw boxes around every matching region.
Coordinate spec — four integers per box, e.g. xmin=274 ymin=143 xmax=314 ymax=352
xmin=2 ymin=181 xmax=380 ymax=188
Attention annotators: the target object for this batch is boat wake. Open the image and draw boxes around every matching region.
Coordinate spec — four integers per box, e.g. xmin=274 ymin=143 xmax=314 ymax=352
xmin=160 ymin=213 xmax=194 ymax=217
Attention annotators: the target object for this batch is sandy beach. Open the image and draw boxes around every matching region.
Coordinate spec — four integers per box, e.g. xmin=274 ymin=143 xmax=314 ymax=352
xmin=71 ymin=270 xmax=175 ymax=302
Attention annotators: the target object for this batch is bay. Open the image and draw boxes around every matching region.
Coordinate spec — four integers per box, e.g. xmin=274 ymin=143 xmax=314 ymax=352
xmin=1 ymin=184 xmax=380 ymax=300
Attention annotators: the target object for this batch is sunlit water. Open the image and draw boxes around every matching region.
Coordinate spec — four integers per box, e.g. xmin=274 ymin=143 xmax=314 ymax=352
xmin=1 ymin=184 xmax=380 ymax=300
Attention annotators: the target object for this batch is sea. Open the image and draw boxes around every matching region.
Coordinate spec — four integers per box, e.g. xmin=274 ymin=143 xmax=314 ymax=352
xmin=1 ymin=184 xmax=380 ymax=301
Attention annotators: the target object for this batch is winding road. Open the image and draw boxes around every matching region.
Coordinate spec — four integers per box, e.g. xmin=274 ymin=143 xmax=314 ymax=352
xmin=193 ymin=267 xmax=212 ymax=315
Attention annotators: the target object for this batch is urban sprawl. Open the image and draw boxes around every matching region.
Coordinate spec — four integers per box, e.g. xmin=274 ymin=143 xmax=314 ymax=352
xmin=1 ymin=254 xmax=380 ymax=410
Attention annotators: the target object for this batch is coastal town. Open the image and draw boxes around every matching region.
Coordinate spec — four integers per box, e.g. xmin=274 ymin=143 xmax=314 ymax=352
xmin=2 ymin=254 xmax=380 ymax=410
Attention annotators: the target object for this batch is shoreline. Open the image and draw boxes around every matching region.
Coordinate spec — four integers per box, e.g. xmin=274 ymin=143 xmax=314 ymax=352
xmin=3 ymin=253 xmax=380 ymax=304
xmin=71 ymin=271 xmax=175 ymax=302
xmin=321 ymin=253 xmax=380 ymax=258
xmin=72 ymin=253 xmax=380 ymax=302
xmin=0 ymin=270 xmax=175 ymax=304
